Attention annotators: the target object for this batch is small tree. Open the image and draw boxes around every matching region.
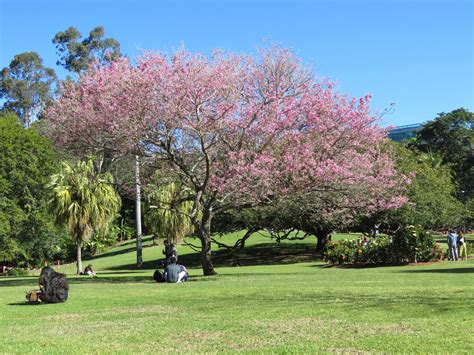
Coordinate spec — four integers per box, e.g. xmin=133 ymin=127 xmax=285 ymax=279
xmin=145 ymin=182 xmax=194 ymax=244
xmin=49 ymin=159 xmax=121 ymax=274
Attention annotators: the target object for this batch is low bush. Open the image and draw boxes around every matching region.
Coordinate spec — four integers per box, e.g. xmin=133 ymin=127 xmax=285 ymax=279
xmin=85 ymin=226 xmax=119 ymax=255
xmin=324 ymin=226 xmax=442 ymax=265
xmin=7 ymin=267 xmax=29 ymax=277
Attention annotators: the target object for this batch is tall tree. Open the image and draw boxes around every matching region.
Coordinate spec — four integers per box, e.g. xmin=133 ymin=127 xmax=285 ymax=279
xmin=0 ymin=113 xmax=59 ymax=266
xmin=53 ymin=26 xmax=121 ymax=74
xmin=46 ymin=47 xmax=408 ymax=275
xmin=411 ymin=108 xmax=474 ymax=200
xmin=49 ymin=159 xmax=121 ymax=274
xmin=0 ymin=52 xmax=57 ymax=127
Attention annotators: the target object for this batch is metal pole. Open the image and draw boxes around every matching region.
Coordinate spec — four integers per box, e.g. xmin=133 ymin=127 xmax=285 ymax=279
xmin=135 ymin=155 xmax=143 ymax=267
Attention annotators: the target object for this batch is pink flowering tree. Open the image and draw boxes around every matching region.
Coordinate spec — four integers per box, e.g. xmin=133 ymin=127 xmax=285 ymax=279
xmin=47 ymin=46 xmax=408 ymax=275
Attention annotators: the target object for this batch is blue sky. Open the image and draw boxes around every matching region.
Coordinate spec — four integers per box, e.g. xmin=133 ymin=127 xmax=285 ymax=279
xmin=1 ymin=0 xmax=472 ymax=127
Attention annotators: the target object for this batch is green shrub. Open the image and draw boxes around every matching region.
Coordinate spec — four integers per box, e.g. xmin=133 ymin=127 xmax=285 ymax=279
xmin=352 ymin=235 xmax=395 ymax=265
xmin=324 ymin=226 xmax=442 ymax=265
xmin=392 ymin=225 xmax=442 ymax=263
xmin=6 ymin=267 xmax=29 ymax=277
xmin=85 ymin=226 xmax=119 ymax=255
xmin=324 ymin=239 xmax=358 ymax=264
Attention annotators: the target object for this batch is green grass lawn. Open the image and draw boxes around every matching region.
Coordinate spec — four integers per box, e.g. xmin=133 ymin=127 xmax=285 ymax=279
xmin=1 ymin=232 xmax=473 ymax=353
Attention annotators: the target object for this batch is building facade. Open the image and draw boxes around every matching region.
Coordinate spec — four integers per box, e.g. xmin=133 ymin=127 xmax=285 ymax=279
xmin=387 ymin=123 xmax=423 ymax=142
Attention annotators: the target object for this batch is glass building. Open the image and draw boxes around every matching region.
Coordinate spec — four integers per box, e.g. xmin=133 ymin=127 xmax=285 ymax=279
xmin=387 ymin=123 xmax=423 ymax=142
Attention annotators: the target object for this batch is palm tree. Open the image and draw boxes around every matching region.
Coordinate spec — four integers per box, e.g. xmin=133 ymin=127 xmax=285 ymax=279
xmin=49 ymin=159 xmax=121 ymax=274
xmin=145 ymin=182 xmax=194 ymax=244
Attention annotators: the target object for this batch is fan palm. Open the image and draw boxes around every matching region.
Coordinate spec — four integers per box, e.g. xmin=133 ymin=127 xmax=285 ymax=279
xmin=146 ymin=182 xmax=194 ymax=244
xmin=49 ymin=159 xmax=121 ymax=274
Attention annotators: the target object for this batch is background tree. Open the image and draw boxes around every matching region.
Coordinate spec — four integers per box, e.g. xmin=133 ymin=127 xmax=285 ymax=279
xmin=410 ymin=108 xmax=474 ymax=200
xmin=353 ymin=142 xmax=466 ymax=233
xmin=0 ymin=113 xmax=59 ymax=266
xmin=49 ymin=159 xmax=121 ymax=274
xmin=145 ymin=181 xmax=194 ymax=244
xmin=0 ymin=52 xmax=57 ymax=127
xmin=53 ymin=26 xmax=122 ymax=74
xmin=46 ymin=47 xmax=408 ymax=275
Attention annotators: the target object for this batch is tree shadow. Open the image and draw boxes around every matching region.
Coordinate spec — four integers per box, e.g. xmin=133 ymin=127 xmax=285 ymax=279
xmin=0 ymin=277 xmax=39 ymax=287
xmin=68 ymin=275 xmax=156 ymax=284
xmin=87 ymin=246 xmax=137 ymax=260
xmin=7 ymin=302 xmax=45 ymax=306
xmin=107 ymin=242 xmax=321 ymax=271
xmin=399 ymin=267 xmax=474 ymax=274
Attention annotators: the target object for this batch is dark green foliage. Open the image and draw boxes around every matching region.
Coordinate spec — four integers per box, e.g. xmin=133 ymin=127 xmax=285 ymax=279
xmin=391 ymin=225 xmax=443 ymax=263
xmin=354 ymin=141 xmax=466 ymax=233
xmin=0 ymin=113 xmax=60 ymax=266
xmin=324 ymin=226 xmax=442 ymax=265
xmin=0 ymin=52 xmax=57 ymax=127
xmin=411 ymin=108 xmax=474 ymax=200
xmin=84 ymin=226 xmax=120 ymax=255
xmin=6 ymin=267 xmax=29 ymax=277
xmin=53 ymin=26 xmax=121 ymax=74
xmin=387 ymin=142 xmax=465 ymax=229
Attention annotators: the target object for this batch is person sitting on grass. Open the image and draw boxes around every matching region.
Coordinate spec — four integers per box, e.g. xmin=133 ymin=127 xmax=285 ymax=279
xmin=81 ymin=264 xmax=97 ymax=278
xmin=165 ymin=256 xmax=188 ymax=283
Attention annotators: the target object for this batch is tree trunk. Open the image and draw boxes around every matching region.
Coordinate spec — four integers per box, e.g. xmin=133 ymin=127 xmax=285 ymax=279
xmin=189 ymin=192 xmax=217 ymax=276
xmin=315 ymin=228 xmax=332 ymax=253
xmin=76 ymin=242 xmax=82 ymax=275
xmin=200 ymin=233 xmax=217 ymax=276
xmin=135 ymin=155 xmax=143 ymax=267
xmin=194 ymin=207 xmax=217 ymax=276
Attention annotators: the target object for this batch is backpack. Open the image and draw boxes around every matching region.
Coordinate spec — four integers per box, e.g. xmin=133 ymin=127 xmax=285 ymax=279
xmin=26 ymin=290 xmax=42 ymax=304
xmin=153 ymin=270 xmax=166 ymax=283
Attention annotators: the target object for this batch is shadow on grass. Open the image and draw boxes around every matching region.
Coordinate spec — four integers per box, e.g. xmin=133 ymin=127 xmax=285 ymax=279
xmin=0 ymin=273 xmax=232 ymax=288
xmin=107 ymin=242 xmax=321 ymax=271
xmin=7 ymin=302 xmax=45 ymax=306
xmin=0 ymin=277 xmax=39 ymax=287
xmin=399 ymin=267 xmax=474 ymax=274
xmin=84 ymin=236 xmax=157 ymax=261
xmin=87 ymin=246 xmax=138 ymax=261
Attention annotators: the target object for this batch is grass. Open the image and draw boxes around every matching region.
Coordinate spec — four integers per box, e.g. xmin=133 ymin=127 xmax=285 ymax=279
xmin=1 ymin=232 xmax=473 ymax=353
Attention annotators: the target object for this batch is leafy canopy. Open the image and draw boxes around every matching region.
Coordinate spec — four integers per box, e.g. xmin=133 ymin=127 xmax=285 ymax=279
xmin=145 ymin=181 xmax=195 ymax=244
xmin=49 ymin=159 xmax=121 ymax=273
xmin=0 ymin=113 xmax=59 ymax=265
xmin=53 ymin=26 xmax=122 ymax=74
xmin=411 ymin=108 xmax=474 ymax=200
xmin=0 ymin=52 xmax=57 ymax=127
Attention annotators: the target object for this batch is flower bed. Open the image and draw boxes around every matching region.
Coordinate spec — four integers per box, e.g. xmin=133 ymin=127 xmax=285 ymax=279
xmin=324 ymin=226 xmax=443 ymax=265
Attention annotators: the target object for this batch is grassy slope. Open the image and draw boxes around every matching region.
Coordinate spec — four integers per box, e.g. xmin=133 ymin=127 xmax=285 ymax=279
xmin=0 ymin=232 xmax=473 ymax=353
